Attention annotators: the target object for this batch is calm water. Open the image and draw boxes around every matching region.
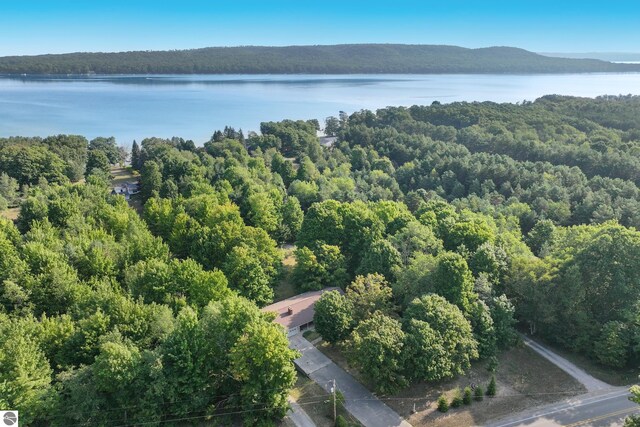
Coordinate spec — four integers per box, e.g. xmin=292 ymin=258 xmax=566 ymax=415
xmin=2 ymin=73 xmax=640 ymax=144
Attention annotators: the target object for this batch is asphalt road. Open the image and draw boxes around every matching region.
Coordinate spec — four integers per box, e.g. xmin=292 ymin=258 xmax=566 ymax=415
xmin=488 ymin=336 xmax=638 ymax=427
xmin=487 ymin=388 xmax=638 ymax=427
xmin=289 ymin=334 xmax=412 ymax=427
xmin=285 ymin=399 xmax=316 ymax=427
xmin=521 ymin=336 xmax=610 ymax=393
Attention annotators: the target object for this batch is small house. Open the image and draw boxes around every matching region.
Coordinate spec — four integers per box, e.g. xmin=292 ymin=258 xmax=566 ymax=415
xmin=261 ymin=287 xmax=341 ymax=337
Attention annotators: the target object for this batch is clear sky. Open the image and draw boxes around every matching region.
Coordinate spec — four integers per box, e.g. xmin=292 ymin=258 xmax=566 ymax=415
xmin=1 ymin=0 xmax=639 ymax=56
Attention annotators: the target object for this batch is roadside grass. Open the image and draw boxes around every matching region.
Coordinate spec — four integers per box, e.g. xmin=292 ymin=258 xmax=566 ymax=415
xmin=274 ymin=244 xmax=298 ymax=302
xmin=533 ymin=336 xmax=640 ymax=387
xmin=302 ymin=330 xmax=321 ymax=342
xmin=283 ymin=374 xmax=362 ymax=427
xmin=314 ymin=341 xmax=586 ymax=427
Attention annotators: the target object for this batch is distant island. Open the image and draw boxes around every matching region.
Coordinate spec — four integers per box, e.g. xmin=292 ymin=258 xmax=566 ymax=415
xmin=1 ymin=44 xmax=640 ymax=75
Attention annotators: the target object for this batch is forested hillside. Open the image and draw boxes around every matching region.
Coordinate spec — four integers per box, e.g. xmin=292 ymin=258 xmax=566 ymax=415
xmin=1 ymin=44 xmax=639 ymax=74
xmin=2 ymin=95 xmax=640 ymax=425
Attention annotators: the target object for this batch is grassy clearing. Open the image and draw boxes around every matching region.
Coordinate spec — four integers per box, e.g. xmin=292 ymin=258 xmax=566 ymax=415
xmin=111 ymin=166 xmax=138 ymax=185
xmin=0 ymin=207 xmax=20 ymax=221
xmin=533 ymin=336 xmax=640 ymax=386
xmin=282 ymin=374 xmax=362 ymax=427
xmin=274 ymin=244 xmax=298 ymax=302
xmin=314 ymin=341 xmax=586 ymax=427
xmin=110 ymin=166 xmax=144 ymax=215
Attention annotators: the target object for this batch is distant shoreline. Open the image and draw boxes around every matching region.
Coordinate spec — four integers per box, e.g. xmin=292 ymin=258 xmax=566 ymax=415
xmin=2 ymin=44 xmax=640 ymax=75
xmin=3 ymin=70 xmax=640 ymax=78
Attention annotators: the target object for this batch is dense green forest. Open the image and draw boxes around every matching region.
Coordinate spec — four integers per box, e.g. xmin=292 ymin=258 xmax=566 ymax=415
xmin=2 ymin=95 xmax=640 ymax=425
xmin=1 ymin=44 xmax=640 ymax=74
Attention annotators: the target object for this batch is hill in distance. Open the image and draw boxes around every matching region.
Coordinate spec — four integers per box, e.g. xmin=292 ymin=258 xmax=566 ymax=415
xmin=541 ymin=52 xmax=640 ymax=62
xmin=1 ymin=44 xmax=640 ymax=75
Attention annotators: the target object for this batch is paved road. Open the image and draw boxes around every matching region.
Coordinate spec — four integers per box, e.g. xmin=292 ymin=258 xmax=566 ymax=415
xmin=487 ymin=388 xmax=637 ymax=427
xmin=521 ymin=335 xmax=610 ymax=393
xmin=488 ymin=336 xmax=638 ymax=427
xmin=285 ymin=398 xmax=316 ymax=427
xmin=289 ymin=334 xmax=412 ymax=427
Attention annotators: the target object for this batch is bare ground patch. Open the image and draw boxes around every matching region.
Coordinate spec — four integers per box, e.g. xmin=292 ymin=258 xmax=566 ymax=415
xmin=0 ymin=207 xmax=19 ymax=221
xmin=314 ymin=341 xmax=586 ymax=427
xmin=399 ymin=345 xmax=585 ymax=427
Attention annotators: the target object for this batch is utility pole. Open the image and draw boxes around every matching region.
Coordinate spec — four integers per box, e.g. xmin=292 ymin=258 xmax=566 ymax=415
xmin=332 ymin=379 xmax=337 ymax=422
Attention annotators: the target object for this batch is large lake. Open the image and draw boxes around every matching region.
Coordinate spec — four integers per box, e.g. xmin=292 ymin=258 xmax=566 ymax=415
xmin=2 ymin=73 xmax=640 ymax=144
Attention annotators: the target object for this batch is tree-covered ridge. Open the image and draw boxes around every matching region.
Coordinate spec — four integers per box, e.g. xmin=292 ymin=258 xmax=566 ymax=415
xmin=1 ymin=44 xmax=639 ymax=74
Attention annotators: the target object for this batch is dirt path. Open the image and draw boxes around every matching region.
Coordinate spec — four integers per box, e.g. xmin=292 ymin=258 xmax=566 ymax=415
xmin=521 ymin=335 xmax=612 ymax=393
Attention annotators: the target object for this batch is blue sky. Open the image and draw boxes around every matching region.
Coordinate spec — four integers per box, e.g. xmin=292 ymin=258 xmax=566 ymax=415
xmin=1 ymin=0 xmax=639 ymax=56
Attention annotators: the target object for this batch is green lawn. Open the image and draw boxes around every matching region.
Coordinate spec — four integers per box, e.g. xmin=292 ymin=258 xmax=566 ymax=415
xmin=274 ymin=245 xmax=298 ymax=302
xmin=110 ymin=165 xmax=138 ymax=185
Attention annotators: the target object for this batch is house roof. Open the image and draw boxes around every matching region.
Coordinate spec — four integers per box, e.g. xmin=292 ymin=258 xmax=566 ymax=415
xmin=261 ymin=287 xmax=341 ymax=330
xmin=319 ymin=136 xmax=337 ymax=147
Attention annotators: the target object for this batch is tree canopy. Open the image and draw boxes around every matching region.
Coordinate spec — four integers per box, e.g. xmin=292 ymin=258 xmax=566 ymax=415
xmin=4 ymin=94 xmax=640 ymax=421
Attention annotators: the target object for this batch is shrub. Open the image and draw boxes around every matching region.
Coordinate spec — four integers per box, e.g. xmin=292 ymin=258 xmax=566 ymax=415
xmin=437 ymin=394 xmax=449 ymax=412
xmin=487 ymin=355 xmax=499 ymax=372
xmin=463 ymin=386 xmax=473 ymax=404
xmin=450 ymin=388 xmax=463 ymax=408
xmin=487 ymin=375 xmax=497 ymax=396
xmin=474 ymin=386 xmax=484 ymax=401
xmin=335 ymin=414 xmax=348 ymax=427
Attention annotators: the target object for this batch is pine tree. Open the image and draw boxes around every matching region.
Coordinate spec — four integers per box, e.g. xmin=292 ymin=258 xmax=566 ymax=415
xmin=487 ymin=375 xmax=497 ymax=396
xmin=437 ymin=394 xmax=449 ymax=412
xmin=474 ymin=386 xmax=484 ymax=401
xmin=131 ymin=140 xmax=141 ymax=170
xmin=463 ymin=387 xmax=473 ymax=404
xmin=451 ymin=388 xmax=463 ymax=408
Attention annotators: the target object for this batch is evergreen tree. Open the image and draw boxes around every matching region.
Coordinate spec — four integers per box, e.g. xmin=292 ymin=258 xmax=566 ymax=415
xmin=131 ymin=140 xmax=141 ymax=170
xmin=474 ymin=386 xmax=484 ymax=401
xmin=463 ymin=387 xmax=473 ymax=404
xmin=437 ymin=394 xmax=449 ymax=412
xmin=487 ymin=375 xmax=497 ymax=396
xmin=451 ymin=388 xmax=463 ymax=408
